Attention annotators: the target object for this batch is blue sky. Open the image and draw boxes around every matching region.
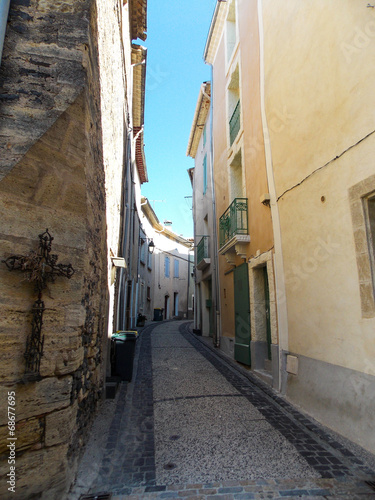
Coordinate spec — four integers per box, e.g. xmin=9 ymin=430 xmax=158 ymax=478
xmin=141 ymin=0 xmax=217 ymax=238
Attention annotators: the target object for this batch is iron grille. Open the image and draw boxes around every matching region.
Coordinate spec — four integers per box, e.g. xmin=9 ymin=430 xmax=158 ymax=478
xmin=219 ymin=198 xmax=248 ymax=248
xmin=197 ymin=236 xmax=209 ymax=265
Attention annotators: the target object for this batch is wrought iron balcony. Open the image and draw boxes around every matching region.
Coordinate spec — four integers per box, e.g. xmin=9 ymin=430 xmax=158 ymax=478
xmin=196 ymin=236 xmax=210 ymax=270
xmin=219 ymin=198 xmax=249 ymax=251
xmin=229 ymin=100 xmax=241 ymax=146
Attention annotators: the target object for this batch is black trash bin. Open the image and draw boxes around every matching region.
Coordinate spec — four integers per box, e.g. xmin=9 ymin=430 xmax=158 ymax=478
xmin=111 ymin=331 xmax=138 ymax=382
xmin=153 ymin=308 xmax=163 ymax=321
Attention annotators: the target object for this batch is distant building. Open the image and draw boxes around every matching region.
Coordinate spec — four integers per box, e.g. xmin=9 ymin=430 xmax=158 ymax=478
xmin=187 ymin=82 xmax=219 ymax=341
xmin=141 ymin=198 xmax=194 ymax=321
xmin=137 ymin=225 xmax=155 ymax=325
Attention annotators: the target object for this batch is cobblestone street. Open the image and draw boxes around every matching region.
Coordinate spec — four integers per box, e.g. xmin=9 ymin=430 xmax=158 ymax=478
xmin=68 ymin=321 xmax=375 ymax=499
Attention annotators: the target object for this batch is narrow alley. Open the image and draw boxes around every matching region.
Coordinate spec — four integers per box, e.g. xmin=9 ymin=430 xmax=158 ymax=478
xmin=69 ymin=321 xmax=375 ymax=500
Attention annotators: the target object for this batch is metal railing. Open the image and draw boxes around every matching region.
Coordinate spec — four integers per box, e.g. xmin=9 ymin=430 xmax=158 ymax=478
xmin=197 ymin=236 xmax=209 ymax=265
xmin=219 ymin=198 xmax=248 ymax=248
xmin=229 ymin=100 xmax=241 ymax=146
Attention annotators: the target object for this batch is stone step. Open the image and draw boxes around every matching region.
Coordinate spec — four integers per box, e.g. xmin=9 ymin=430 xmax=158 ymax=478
xmin=253 ymin=368 xmax=273 ymax=387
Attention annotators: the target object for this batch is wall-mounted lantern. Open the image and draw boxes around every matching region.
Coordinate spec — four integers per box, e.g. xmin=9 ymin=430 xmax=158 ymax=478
xmin=148 ymin=240 xmax=155 ymax=254
xmin=140 ymin=237 xmax=155 ymax=254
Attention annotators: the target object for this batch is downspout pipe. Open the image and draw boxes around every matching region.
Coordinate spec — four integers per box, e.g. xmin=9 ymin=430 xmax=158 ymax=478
xmin=0 ymin=0 xmax=10 ymax=66
xmin=208 ymin=65 xmax=221 ymax=349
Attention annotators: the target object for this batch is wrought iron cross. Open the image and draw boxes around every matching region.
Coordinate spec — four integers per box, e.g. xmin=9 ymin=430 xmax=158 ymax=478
xmin=2 ymin=229 xmax=75 ymax=382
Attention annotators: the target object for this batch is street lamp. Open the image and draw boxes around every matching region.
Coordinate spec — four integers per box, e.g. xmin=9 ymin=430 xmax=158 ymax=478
xmin=148 ymin=240 xmax=155 ymax=254
xmin=141 ymin=237 xmax=155 ymax=254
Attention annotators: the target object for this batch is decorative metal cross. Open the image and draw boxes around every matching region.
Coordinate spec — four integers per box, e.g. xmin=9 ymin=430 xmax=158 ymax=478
xmin=2 ymin=229 xmax=75 ymax=382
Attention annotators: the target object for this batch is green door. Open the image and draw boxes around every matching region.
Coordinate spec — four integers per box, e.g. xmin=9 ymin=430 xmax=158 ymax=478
xmin=234 ymin=263 xmax=251 ymax=366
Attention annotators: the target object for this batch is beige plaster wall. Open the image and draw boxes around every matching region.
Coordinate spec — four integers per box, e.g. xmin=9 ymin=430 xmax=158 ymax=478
xmin=262 ymin=0 xmax=375 ymax=376
xmin=278 ymin=135 xmax=375 ymax=375
xmin=263 ymin=0 xmax=375 ymax=196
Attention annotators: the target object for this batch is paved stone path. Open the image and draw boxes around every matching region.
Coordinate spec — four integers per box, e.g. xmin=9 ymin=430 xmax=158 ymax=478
xmin=69 ymin=321 xmax=375 ymax=499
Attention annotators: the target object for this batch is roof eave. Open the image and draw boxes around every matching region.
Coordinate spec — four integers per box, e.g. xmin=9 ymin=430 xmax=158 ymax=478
xmin=204 ymin=1 xmax=227 ymax=65
xmin=129 ymin=0 xmax=147 ymax=41
xmin=186 ymin=82 xmax=211 ymax=158
xmin=141 ymin=198 xmax=192 ymax=247
xmin=132 ymin=44 xmax=147 ymax=128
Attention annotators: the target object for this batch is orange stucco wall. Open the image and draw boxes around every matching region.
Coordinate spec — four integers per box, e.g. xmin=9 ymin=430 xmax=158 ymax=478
xmin=211 ymin=0 xmax=273 ymax=340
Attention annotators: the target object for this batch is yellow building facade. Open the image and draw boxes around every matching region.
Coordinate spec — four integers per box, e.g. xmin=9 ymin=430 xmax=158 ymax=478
xmin=204 ymin=0 xmax=278 ymax=387
xmin=261 ymin=0 xmax=375 ymax=454
xmin=203 ymin=0 xmax=375 ymax=454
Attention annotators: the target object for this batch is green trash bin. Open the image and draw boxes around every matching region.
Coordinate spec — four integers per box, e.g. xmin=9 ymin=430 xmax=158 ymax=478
xmin=153 ymin=308 xmax=163 ymax=321
xmin=111 ymin=331 xmax=138 ymax=382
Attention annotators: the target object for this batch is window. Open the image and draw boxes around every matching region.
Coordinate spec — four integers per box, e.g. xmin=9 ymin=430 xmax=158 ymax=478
xmin=174 ymin=259 xmax=179 ymax=278
xmin=147 ymin=250 xmax=152 ymax=270
xmin=349 ymin=175 xmax=375 ymax=317
xmin=226 ymin=0 xmax=237 ymax=63
xmin=140 ymin=240 xmax=146 ymax=264
xmin=228 ymin=66 xmax=240 ymax=147
xmin=139 ymin=280 xmax=145 ymax=310
xmin=230 ymin=150 xmax=243 ymax=201
xmin=203 ymin=124 xmax=207 ymax=147
xmin=203 ymin=155 xmax=207 ymax=195
xmin=147 ymin=286 xmax=151 ymax=301
xmin=165 ymin=256 xmax=170 ymax=278
xmin=365 ymin=195 xmax=375 ymax=290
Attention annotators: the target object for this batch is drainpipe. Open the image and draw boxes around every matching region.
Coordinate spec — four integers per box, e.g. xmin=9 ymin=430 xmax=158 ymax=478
xmin=257 ymin=0 xmax=289 ymax=392
xmin=207 ymin=66 xmax=221 ymax=348
xmin=186 ymin=248 xmax=193 ymax=320
xmin=0 ymin=0 xmax=10 ymax=66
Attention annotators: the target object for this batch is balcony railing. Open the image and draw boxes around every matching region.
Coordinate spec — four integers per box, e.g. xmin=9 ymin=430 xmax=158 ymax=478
xmin=197 ymin=236 xmax=209 ymax=265
xmin=229 ymin=100 xmax=241 ymax=146
xmin=219 ymin=198 xmax=248 ymax=248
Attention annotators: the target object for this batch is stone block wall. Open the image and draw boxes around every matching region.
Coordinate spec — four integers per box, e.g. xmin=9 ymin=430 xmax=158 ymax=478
xmin=0 ymin=0 xmax=119 ymax=497
xmin=0 ymin=89 xmax=108 ymax=498
xmin=0 ymin=0 xmax=91 ymax=178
